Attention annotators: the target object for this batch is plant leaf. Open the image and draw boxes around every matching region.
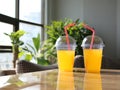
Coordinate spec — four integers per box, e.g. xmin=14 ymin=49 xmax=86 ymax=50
xmin=37 ymin=57 xmax=50 ymax=65
xmin=25 ymin=53 xmax=32 ymax=61
xmin=32 ymin=33 xmax=40 ymax=52
xmin=26 ymin=43 xmax=36 ymax=55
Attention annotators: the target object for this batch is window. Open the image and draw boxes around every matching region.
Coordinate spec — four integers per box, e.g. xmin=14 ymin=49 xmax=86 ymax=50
xmin=0 ymin=22 xmax=13 ymax=46
xmin=20 ymin=0 xmax=42 ymax=24
xmin=0 ymin=0 xmax=45 ymax=69
xmin=0 ymin=0 xmax=15 ymax=18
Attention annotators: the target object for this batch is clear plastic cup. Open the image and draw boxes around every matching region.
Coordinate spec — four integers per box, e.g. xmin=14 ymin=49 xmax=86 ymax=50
xmin=55 ymin=36 xmax=76 ymax=72
xmin=81 ymin=35 xmax=105 ymax=73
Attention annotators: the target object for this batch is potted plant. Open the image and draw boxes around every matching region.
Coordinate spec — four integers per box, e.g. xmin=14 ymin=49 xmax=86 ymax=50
xmin=19 ymin=33 xmax=53 ymax=65
xmin=4 ymin=30 xmax=25 ymax=68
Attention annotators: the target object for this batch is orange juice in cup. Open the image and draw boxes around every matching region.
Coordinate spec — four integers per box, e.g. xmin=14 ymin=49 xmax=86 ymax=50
xmin=55 ymin=36 xmax=76 ymax=72
xmin=81 ymin=35 xmax=104 ymax=73
xmin=57 ymin=50 xmax=75 ymax=71
xmin=83 ymin=49 xmax=103 ymax=73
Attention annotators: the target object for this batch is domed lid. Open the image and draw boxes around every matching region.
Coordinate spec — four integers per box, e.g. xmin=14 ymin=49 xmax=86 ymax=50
xmin=81 ymin=35 xmax=105 ymax=49
xmin=55 ymin=36 xmax=76 ymax=50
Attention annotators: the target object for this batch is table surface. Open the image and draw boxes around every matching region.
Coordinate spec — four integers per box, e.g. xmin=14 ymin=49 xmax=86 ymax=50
xmin=0 ymin=68 xmax=120 ymax=90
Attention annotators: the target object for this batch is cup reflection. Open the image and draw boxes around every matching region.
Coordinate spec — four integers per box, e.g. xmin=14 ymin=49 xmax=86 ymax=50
xmin=83 ymin=73 xmax=102 ymax=90
xmin=57 ymin=71 xmax=75 ymax=90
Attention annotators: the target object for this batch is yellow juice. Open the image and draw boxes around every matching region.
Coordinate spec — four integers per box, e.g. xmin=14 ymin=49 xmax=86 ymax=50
xmin=57 ymin=50 xmax=75 ymax=72
xmin=83 ymin=49 xmax=103 ymax=73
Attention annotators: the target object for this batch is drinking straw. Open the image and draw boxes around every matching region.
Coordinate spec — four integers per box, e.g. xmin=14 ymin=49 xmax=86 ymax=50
xmin=64 ymin=23 xmax=75 ymax=50
xmin=82 ymin=23 xmax=95 ymax=49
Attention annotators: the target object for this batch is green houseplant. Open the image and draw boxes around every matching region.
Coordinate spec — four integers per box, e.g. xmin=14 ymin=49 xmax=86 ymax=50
xmin=4 ymin=30 xmax=25 ymax=68
xmin=19 ymin=33 xmax=52 ymax=65
xmin=45 ymin=18 xmax=92 ymax=55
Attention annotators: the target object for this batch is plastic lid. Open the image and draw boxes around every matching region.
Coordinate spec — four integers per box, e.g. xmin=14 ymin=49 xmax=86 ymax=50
xmin=81 ymin=35 xmax=105 ymax=49
xmin=55 ymin=36 xmax=76 ymax=50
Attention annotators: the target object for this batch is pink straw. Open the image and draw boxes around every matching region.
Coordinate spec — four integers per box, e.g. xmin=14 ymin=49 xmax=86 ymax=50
xmin=64 ymin=23 xmax=75 ymax=50
xmin=82 ymin=23 xmax=95 ymax=49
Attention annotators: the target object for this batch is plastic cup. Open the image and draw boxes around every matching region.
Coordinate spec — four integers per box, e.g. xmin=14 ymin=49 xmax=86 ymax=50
xmin=55 ymin=36 xmax=76 ymax=72
xmin=81 ymin=35 xmax=105 ymax=73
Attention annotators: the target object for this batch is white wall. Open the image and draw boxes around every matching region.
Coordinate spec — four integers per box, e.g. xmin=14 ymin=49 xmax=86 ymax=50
xmin=48 ymin=0 xmax=120 ymax=59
